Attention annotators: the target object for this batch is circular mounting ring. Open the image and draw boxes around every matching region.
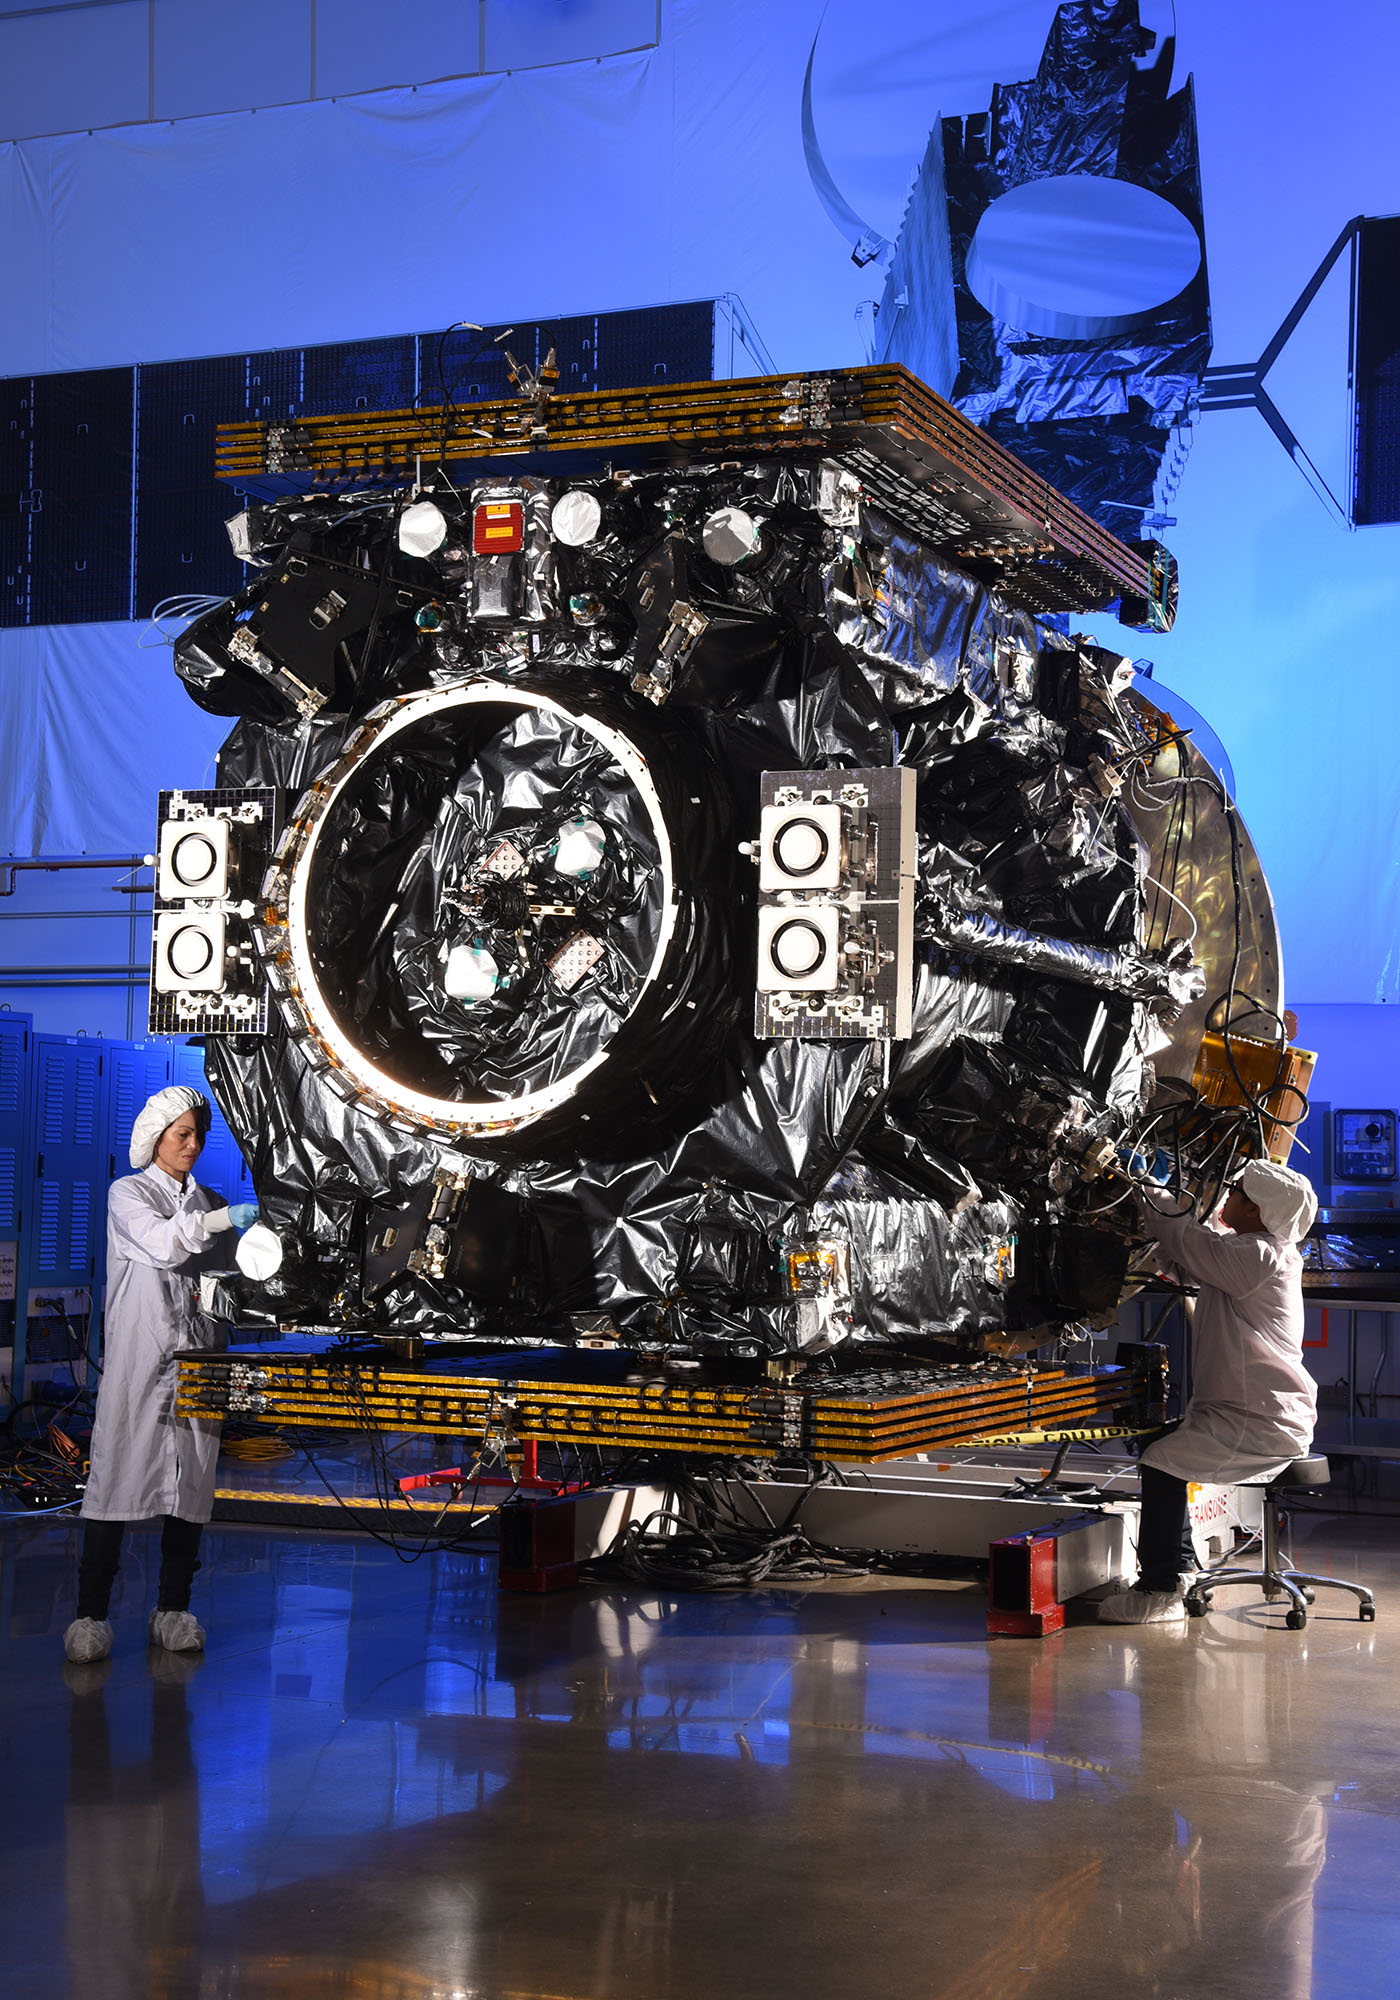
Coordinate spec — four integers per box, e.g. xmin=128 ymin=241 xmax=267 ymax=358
xmin=261 ymin=680 xmax=679 ymax=1137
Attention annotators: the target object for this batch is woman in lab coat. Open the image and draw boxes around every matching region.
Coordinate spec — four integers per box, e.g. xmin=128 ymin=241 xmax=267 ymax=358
xmin=63 ymin=1086 xmax=256 ymax=1664
xmin=1099 ymin=1157 xmax=1319 ymax=1625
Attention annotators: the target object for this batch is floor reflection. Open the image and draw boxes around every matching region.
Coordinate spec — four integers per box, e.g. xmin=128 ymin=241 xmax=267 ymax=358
xmin=0 ymin=1515 xmax=1395 ymax=1998
xmin=65 ymin=1654 xmax=204 ymax=2000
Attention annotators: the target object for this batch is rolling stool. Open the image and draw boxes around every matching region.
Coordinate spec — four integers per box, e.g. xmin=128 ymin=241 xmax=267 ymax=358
xmin=1184 ymin=1455 xmax=1375 ymax=1630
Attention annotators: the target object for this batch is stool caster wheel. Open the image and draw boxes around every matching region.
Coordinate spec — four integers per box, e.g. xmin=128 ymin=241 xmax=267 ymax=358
xmin=1286 ymin=1608 xmax=1307 ymax=1631
xmin=1185 ymin=1593 xmax=1207 ymax=1617
xmin=1302 ymin=1587 xmax=1316 ymax=1605
xmin=1360 ymin=1603 xmax=1376 ymax=1622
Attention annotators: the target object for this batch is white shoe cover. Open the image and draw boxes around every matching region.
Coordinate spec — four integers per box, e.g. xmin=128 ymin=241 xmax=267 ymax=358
xmin=64 ymin=1617 xmax=114 ymax=1663
xmin=148 ymin=1609 xmax=206 ymax=1652
xmin=1098 ymin=1587 xmax=1186 ymax=1625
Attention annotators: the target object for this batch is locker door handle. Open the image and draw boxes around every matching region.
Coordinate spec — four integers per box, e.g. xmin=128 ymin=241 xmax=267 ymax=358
xmin=36 ymin=1153 xmax=44 ymax=1177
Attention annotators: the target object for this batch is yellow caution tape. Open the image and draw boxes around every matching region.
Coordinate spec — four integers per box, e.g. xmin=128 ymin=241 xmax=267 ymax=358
xmin=960 ymin=1425 xmax=1149 ymax=1448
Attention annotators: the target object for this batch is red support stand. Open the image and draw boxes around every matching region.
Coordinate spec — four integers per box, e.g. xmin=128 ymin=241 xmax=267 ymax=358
xmin=397 ymin=1439 xmax=584 ymax=1498
xmin=396 ymin=1441 xmax=590 ymax=1593
xmin=986 ymin=1510 xmax=1132 ymax=1636
xmin=988 ymin=1528 xmax=1068 ymax=1637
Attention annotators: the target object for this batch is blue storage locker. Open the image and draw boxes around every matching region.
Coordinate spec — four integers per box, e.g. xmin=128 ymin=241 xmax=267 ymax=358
xmin=101 ymin=1038 xmax=253 ymax=1207
xmin=0 ymin=1013 xmax=30 ymax=1240
xmin=103 ymin=1040 xmax=179 ymax=1185
xmin=0 ymin=1014 xmax=32 ymax=1405
xmin=169 ymin=1040 xmax=254 ymax=1206
xmin=26 ymin=1036 xmax=105 ymax=1292
xmin=18 ymin=1034 xmax=106 ymax=1397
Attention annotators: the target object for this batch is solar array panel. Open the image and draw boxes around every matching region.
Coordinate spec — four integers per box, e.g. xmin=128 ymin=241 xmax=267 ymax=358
xmin=1 ymin=299 xmax=762 ymax=626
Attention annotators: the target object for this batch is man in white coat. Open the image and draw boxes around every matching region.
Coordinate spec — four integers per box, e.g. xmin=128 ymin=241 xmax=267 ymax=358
xmin=63 ymin=1086 xmax=257 ymax=1664
xmin=1099 ymin=1156 xmax=1319 ymax=1625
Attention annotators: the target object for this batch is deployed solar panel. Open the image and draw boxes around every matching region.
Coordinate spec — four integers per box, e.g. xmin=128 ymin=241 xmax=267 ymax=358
xmin=1353 ymin=215 xmax=1400 ymax=526
xmin=0 ymin=300 xmax=772 ymax=628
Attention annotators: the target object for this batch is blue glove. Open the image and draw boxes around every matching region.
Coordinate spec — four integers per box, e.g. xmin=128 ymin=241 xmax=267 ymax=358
xmin=1116 ymin=1145 xmax=1170 ymax=1185
xmin=227 ymin=1202 xmax=260 ymax=1230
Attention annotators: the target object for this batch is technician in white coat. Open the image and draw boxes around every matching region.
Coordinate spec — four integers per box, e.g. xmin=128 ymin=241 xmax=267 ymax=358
xmin=1099 ymin=1156 xmax=1318 ymax=1625
xmin=63 ymin=1086 xmax=257 ymax=1664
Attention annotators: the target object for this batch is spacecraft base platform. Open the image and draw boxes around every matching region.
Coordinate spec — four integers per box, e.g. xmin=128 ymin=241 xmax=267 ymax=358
xmin=179 ymin=1343 xmax=1165 ymax=1464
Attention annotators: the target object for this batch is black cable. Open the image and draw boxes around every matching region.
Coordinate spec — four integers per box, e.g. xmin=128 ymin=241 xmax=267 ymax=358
xmin=424 ymin=318 xmax=551 ymax=479
xmin=299 ymin=1441 xmax=501 ymax=1558
xmin=302 ymin=1359 xmax=511 ymax=1559
xmin=353 ymin=487 xmax=412 ymax=687
xmin=581 ymin=1456 xmax=984 ymax=1592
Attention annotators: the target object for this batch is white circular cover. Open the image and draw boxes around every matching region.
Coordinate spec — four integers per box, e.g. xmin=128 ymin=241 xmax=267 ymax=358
xmin=397 ymin=499 xmax=450 ymax=557
xmin=551 ymin=490 xmax=603 ymax=546
xmin=171 ymin=832 xmax=218 ymax=887
xmin=774 ymin=818 xmax=827 ymax=876
xmin=235 ymin=1222 xmax=284 ymax=1281
xmin=168 ymin=924 xmax=215 ymax=977
xmin=702 ymin=506 xmax=760 ymax=566
xmin=772 ymin=918 xmax=827 ymax=979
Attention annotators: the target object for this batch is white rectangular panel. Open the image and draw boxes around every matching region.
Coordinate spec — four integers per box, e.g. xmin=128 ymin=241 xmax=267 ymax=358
xmin=315 ymin=0 xmax=481 ymax=99
xmin=756 ymin=904 xmax=840 ymax=993
xmin=483 ymin=0 xmax=657 ymax=71
xmin=759 ymin=801 xmax=842 ymax=892
xmin=0 ymin=4 xmax=146 ymax=142
xmin=154 ymin=909 xmax=227 ymax=992
xmin=158 ymin=815 xmax=230 ymax=901
xmin=153 ymin=0 xmax=310 ymax=122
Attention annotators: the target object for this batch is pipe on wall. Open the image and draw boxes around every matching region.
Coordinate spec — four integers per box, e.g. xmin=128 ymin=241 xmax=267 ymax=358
xmin=0 ymin=856 xmax=150 ymax=897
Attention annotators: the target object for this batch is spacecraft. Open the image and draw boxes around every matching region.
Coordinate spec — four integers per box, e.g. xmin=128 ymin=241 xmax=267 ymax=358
xmin=159 ymin=362 xmax=1305 ymax=1377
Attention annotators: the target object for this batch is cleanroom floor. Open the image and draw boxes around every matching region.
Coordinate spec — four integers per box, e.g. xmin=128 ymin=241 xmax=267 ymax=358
xmin=0 ymin=1510 xmax=1396 ymax=2000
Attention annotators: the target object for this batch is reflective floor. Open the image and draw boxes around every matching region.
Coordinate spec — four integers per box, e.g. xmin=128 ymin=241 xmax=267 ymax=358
xmin=1 ymin=1511 xmax=1397 ymax=1999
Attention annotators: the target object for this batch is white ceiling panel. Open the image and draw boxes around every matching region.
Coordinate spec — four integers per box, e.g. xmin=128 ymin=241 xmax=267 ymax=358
xmin=0 ymin=2 xmax=145 ymax=141
xmin=315 ymin=0 xmax=481 ymax=100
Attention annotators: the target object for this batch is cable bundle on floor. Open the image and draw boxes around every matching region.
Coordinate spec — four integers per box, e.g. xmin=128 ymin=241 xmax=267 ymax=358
xmin=585 ymin=1461 xmax=984 ymax=1591
xmin=0 ymin=1404 xmax=91 ymax=1516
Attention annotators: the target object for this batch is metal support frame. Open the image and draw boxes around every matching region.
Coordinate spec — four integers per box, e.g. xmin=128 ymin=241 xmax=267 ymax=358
xmin=988 ymin=1513 xmax=1128 ymax=1637
xmin=697 ymin=1457 xmax=1139 ymax=1563
xmin=399 ymin=1437 xmax=585 ymax=1499
xmin=1199 ymin=215 xmax=1362 ymax=527
xmin=683 ymin=1455 xmax=1147 ymax=1635
xmin=400 ymin=1454 xmax=1155 ymax=1604
xmin=0 ymin=855 xmax=150 ymax=898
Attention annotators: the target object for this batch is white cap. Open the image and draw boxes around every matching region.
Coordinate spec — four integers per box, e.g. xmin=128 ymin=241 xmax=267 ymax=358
xmin=130 ymin=1086 xmax=209 ymax=1169
xmin=702 ymin=506 xmax=761 ymax=565
xmin=398 ymin=499 xmax=449 ymax=558
xmin=235 ymin=1222 xmax=284 ymax=1281
xmin=443 ymin=942 xmax=500 ymax=1005
xmin=1239 ymin=1158 xmax=1318 ymax=1242
xmin=553 ymin=817 xmax=607 ymax=878
xmin=551 ymin=490 xmax=603 ymax=547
